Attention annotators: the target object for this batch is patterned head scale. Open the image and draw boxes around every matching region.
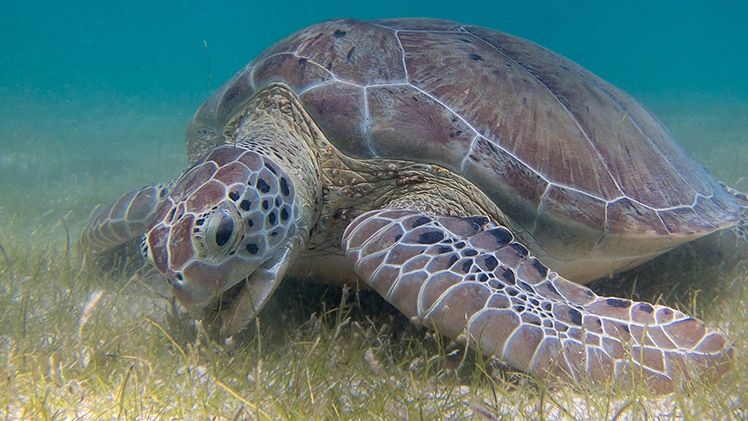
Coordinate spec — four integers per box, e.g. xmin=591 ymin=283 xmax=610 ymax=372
xmin=143 ymin=145 xmax=298 ymax=311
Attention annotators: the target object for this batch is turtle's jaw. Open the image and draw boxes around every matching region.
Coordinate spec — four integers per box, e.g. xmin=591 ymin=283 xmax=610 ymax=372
xmin=166 ymin=257 xmax=260 ymax=313
xmin=158 ymin=239 xmax=295 ymax=336
xmin=183 ymin=241 xmax=299 ymax=336
xmin=209 ymin=242 xmax=301 ymax=335
xmin=211 ymin=273 xmax=277 ymax=335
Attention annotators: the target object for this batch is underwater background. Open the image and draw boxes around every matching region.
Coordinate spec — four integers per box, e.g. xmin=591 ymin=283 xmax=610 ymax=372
xmin=2 ymin=0 xmax=748 ymax=418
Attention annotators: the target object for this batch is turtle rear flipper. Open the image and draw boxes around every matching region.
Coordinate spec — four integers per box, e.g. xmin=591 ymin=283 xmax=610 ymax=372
xmin=342 ymin=209 xmax=733 ymax=394
xmin=80 ymin=184 xmax=170 ymax=258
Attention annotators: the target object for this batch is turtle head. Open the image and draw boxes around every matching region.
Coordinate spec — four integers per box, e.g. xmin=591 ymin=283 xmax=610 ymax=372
xmin=143 ymin=145 xmax=301 ymax=335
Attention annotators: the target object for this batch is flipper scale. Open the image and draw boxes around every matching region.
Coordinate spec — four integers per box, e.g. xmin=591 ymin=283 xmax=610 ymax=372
xmin=343 ymin=209 xmax=733 ymax=393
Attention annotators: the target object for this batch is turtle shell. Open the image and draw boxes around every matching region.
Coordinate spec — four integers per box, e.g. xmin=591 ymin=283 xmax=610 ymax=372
xmin=186 ymin=18 xmax=741 ymax=281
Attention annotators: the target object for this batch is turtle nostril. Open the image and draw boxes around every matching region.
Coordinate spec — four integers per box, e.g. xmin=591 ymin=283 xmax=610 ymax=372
xmin=166 ymin=272 xmax=184 ymax=286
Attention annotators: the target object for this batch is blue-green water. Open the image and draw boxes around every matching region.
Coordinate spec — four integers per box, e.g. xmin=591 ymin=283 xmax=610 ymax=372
xmin=3 ymin=1 xmax=748 ymax=98
xmin=1 ymin=0 xmax=747 ymax=240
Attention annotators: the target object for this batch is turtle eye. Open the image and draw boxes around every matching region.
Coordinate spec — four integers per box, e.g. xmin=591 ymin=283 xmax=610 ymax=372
xmin=194 ymin=204 xmax=242 ymax=259
xmin=215 ymin=210 xmax=234 ymax=247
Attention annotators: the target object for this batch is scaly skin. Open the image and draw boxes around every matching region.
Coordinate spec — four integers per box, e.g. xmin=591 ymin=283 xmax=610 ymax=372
xmin=142 ymin=146 xmax=307 ymax=331
xmin=343 ymin=209 xmax=733 ymax=393
xmin=80 ymin=85 xmax=737 ymax=394
xmin=80 ymin=184 xmax=169 ymax=254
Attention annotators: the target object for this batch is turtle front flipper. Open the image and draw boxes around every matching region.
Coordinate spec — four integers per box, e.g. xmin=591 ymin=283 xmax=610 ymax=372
xmin=80 ymin=184 xmax=170 ymax=255
xmin=342 ymin=209 xmax=733 ymax=394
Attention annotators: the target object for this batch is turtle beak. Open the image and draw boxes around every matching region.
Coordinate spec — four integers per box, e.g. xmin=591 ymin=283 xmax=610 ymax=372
xmin=211 ymin=243 xmax=301 ymax=336
xmin=216 ymin=265 xmax=283 ymax=336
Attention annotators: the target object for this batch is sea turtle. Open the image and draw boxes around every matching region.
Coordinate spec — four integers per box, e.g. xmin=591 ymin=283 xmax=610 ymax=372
xmin=80 ymin=18 xmax=746 ymax=393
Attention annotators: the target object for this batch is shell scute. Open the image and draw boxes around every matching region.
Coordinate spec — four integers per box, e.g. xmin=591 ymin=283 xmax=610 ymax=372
xmin=263 ymin=19 xmax=406 ymax=86
xmin=299 ymin=83 xmax=368 ymax=157
xmin=367 ymin=84 xmax=476 ymax=168
xmin=252 ymin=53 xmax=332 ymax=93
xmin=462 ymin=136 xmax=548 ymax=229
